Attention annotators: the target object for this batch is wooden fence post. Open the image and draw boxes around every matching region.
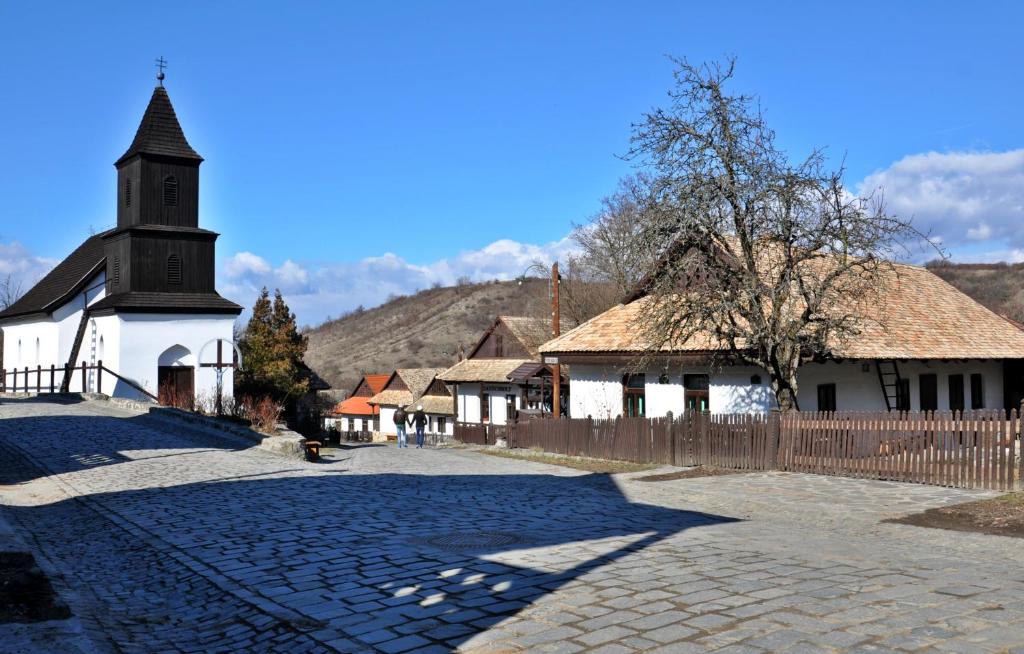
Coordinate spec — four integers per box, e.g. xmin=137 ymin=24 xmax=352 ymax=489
xmin=23 ymin=367 xmax=28 ymax=393
xmin=80 ymin=360 xmax=87 ymax=393
xmin=36 ymin=365 xmax=41 ymax=393
xmin=97 ymin=360 xmax=103 ymax=395
xmin=769 ymin=409 xmax=782 ymax=470
xmin=49 ymin=364 xmax=55 ymax=393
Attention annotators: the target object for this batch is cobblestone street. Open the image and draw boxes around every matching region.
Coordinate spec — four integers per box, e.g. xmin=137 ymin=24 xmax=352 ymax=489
xmin=3 ymin=397 xmax=1024 ymax=653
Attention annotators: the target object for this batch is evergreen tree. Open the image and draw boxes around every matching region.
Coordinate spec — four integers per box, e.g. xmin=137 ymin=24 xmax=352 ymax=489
xmin=237 ymin=288 xmax=309 ymax=403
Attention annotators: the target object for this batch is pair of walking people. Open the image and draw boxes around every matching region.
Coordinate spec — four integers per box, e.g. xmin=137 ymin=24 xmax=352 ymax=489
xmin=393 ymin=405 xmax=428 ymax=448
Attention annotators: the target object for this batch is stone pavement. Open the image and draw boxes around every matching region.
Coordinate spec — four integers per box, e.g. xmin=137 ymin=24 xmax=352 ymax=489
xmin=2 ymin=397 xmax=1024 ymax=653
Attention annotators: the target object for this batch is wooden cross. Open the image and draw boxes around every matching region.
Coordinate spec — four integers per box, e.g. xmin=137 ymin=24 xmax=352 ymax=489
xmin=200 ymin=340 xmax=238 ymax=415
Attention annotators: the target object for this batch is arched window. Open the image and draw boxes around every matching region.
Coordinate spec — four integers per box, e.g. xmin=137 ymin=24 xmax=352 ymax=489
xmin=163 ymin=176 xmax=178 ymax=206
xmin=34 ymin=338 xmax=40 ymax=366
xmin=167 ymin=254 xmax=182 ymax=285
xmin=98 ymin=336 xmax=105 ymax=363
xmin=125 ymin=177 xmax=132 ymax=207
xmin=17 ymin=339 xmax=22 ymax=366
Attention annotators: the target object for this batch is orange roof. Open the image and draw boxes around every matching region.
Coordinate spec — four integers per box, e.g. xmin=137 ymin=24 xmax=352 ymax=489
xmin=331 ymin=373 xmax=392 ymax=416
xmin=332 ymin=395 xmax=378 ymax=417
xmin=362 ymin=374 xmax=391 ymax=395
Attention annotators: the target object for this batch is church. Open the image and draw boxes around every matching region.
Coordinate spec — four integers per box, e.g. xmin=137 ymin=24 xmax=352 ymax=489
xmin=0 ymin=75 xmax=241 ymax=404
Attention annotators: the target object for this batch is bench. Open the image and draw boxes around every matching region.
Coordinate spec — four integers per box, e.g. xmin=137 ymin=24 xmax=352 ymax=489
xmin=304 ymin=440 xmax=322 ymax=461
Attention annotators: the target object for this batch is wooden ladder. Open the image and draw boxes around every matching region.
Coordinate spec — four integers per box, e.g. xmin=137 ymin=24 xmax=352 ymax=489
xmin=59 ymin=310 xmax=90 ymax=392
xmin=875 ymin=359 xmax=903 ymax=412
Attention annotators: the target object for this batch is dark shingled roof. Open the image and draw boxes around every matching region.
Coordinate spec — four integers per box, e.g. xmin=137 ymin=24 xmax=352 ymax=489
xmin=0 ymin=232 xmax=109 ymax=321
xmin=89 ymin=292 xmax=241 ymax=315
xmin=115 ymin=86 xmax=202 ymax=165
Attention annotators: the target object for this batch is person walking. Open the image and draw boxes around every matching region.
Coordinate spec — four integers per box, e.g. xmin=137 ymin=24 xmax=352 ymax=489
xmin=409 ymin=405 xmax=428 ymax=449
xmin=393 ymin=406 xmax=409 ymax=448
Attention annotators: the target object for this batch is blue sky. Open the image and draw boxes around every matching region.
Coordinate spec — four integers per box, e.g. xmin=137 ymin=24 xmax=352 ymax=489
xmin=1 ymin=2 xmax=1023 ymax=324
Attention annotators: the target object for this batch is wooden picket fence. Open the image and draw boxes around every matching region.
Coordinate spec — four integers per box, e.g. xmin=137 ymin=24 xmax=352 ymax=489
xmin=780 ymin=410 xmax=1022 ymax=492
xmin=456 ymin=409 xmax=1024 ymax=491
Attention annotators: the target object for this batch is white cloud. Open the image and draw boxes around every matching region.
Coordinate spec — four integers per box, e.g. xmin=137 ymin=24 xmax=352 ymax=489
xmin=856 ymin=149 xmax=1024 ymax=253
xmin=0 ymin=240 xmax=58 ymax=296
xmin=219 ymin=235 xmax=577 ymax=326
xmin=223 ymin=251 xmax=271 ymax=278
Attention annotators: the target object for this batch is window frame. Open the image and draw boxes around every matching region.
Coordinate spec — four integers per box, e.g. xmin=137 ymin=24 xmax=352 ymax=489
xmin=167 ymin=254 xmax=182 ymax=285
xmin=623 ymin=373 xmax=646 ymax=418
xmin=895 ymin=378 xmax=911 ymax=412
xmin=817 ymin=383 xmax=837 ymax=412
xmin=948 ymin=374 xmax=965 ymax=412
xmin=970 ymin=374 xmax=984 ymax=410
xmin=919 ymin=373 xmax=938 ymax=412
xmin=162 ymin=175 xmax=179 ymax=206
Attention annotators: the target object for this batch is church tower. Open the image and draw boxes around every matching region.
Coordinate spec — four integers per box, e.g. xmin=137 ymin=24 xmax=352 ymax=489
xmin=98 ymin=79 xmax=238 ymax=313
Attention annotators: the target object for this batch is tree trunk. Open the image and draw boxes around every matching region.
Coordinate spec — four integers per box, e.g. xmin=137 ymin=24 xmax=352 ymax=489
xmin=770 ymin=368 xmax=801 ymax=412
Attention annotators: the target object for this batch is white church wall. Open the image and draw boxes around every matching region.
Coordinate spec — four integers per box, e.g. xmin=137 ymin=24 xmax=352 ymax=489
xmin=1 ymin=318 xmax=59 ymax=389
xmin=115 ymin=313 xmax=235 ymax=402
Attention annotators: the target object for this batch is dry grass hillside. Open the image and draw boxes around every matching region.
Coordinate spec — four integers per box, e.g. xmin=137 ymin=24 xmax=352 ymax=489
xmin=304 ymin=279 xmax=555 ymax=394
xmin=926 ymin=261 xmax=1024 ymax=325
xmin=303 ymin=261 xmax=1024 ymax=396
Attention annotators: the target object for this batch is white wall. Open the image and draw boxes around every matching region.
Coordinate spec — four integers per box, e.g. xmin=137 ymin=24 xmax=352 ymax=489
xmin=115 ymin=313 xmax=236 ymax=401
xmin=378 ymin=406 xmax=398 ymax=435
xmin=569 ymin=364 xmax=627 ymax=419
xmin=456 ymin=383 xmax=482 ymax=423
xmin=710 ymin=367 xmax=774 ymax=414
xmin=2 ymin=271 xmax=107 ymax=390
xmin=796 ymin=360 xmax=1004 ymax=412
xmin=453 ymin=383 xmax=524 ymax=425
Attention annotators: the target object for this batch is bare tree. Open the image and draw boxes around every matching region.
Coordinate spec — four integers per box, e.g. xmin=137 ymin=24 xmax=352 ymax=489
xmin=629 ymin=58 xmax=932 ymax=411
xmin=561 ymin=174 xmax=662 ymax=325
xmin=0 ymin=274 xmax=23 ymax=310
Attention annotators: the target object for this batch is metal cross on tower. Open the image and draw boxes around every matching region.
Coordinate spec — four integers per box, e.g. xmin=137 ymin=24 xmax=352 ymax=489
xmin=155 ymin=56 xmax=167 ymax=86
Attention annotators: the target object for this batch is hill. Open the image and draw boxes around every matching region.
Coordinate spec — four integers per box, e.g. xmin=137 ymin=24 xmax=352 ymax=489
xmin=304 ymin=279 xmax=555 ymax=393
xmin=926 ymin=260 xmax=1024 ymax=325
xmin=304 ymin=261 xmax=1024 ymax=396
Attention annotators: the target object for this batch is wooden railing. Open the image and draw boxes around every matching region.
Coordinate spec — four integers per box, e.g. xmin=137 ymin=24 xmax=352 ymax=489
xmin=1 ymin=361 xmax=157 ymax=402
xmin=456 ymin=409 xmax=1023 ymax=491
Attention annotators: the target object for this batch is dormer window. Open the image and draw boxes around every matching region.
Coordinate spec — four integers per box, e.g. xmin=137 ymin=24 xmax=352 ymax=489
xmin=163 ymin=176 xmax=178 ymax=206
xmin=125 ymin=178 xmax=132 ymax=207
xmin=167 ymin=254 xmax=182 ymax=285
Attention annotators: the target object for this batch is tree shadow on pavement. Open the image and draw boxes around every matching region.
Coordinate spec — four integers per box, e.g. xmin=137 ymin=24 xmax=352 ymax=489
xmin=1 ymin=437 xmax=742 ymax=652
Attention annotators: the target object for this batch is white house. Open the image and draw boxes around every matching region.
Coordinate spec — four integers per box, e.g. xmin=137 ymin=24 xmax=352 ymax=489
xmin=541 ymin=247 xmax=1024 ymax=418
xmin=325 ymin=374 xmax=389 ymax=433
xmin=368 ymin=369 xmax=455 ymax=440
xmin=439 ymin=315 xmax=565 ymax=425
xmin=0 ymin=79 xmax=241 ymax=404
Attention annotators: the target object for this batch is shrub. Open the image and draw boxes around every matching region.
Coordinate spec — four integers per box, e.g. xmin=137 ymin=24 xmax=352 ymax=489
xmin=240 ymin=395 xmax=282 ymax=434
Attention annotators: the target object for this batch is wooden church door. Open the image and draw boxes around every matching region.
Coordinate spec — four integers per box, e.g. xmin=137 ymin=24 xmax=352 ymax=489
xmin=158 ymin=366 xmax=194 ymax=408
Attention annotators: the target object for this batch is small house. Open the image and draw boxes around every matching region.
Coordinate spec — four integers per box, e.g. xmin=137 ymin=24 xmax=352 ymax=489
xmin=368 ymin=368 xmax=455 ymax=440
xmin=326 ymin=374 xmax=389 ymax=433
xmin=540 ymin=242 xmax=1024 ymax=418
xmin=439 ymin=316 xmax=566 ymax=425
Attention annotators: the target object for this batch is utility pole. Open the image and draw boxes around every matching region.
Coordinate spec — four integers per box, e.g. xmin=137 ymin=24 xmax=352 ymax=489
xmin=551 ymin=262 xmax=561 ymax=418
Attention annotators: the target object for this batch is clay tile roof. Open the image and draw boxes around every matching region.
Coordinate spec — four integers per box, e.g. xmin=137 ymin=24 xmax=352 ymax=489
xmin=540 ymin=262 xmax=1024 ymax=360
xmin=362 ymin=374 xmax=390 ymax=395
xmin=405 ymin=394 xmax=455 ymax=416
xmin=497 ymin=316 xmax=562 ymax=357
xmin=115 ymin=86 xmax=202 ymax=165
xmin=368 ymin=368 xmax=448 ymax=408
xmin=0 ymin=232 xmax=108 ymax=321
xmin=438 ymin=358 xmax=536 ymax=383
xmin=332 ymin=395 xmax=378 ymax=417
